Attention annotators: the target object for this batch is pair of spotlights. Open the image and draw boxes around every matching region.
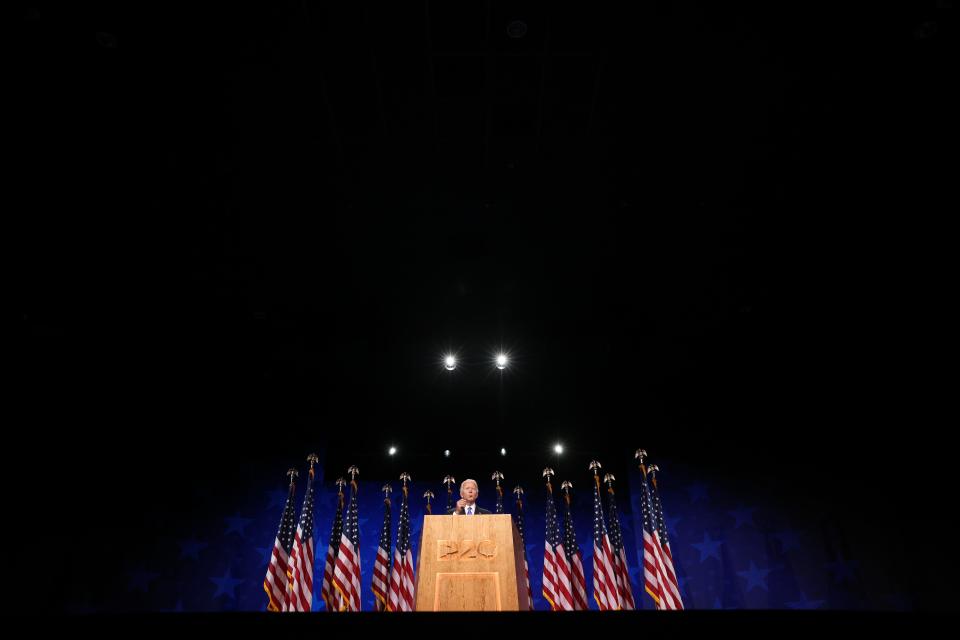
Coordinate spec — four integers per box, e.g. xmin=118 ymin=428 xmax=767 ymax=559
xmin=443 ymin=353 xmax=509 ymax=371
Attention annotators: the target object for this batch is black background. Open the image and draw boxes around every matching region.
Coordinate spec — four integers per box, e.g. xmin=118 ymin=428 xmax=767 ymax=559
xmin=10 ymin=1 xmax=956 ymax=611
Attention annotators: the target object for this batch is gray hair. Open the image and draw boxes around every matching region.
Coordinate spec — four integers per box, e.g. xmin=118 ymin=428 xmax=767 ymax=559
xmin=460 ymin=478 xmax=478 ymax=490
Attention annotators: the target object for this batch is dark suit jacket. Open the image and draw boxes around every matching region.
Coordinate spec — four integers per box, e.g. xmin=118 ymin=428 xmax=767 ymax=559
xmin=446 ymin=505 xmax=492 ymax=515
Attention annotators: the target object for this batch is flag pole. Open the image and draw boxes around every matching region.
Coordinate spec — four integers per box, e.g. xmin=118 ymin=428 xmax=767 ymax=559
xmin=589 ymin=459 xmax=602 ymax=492
xmin=423 ymin=489 xmax=433 ymax=515
xmin=443 ymin=475 xmax=456 ymax=511
xmin=491 ymin=470 xmax=504 ymax=513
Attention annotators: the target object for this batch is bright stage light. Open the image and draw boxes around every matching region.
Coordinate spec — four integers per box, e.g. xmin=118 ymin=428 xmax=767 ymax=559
xmin=444 ymin=449 xmax=451 ymax=457
xmin=389 ymin=446 xmax=397 ymax=456
xmin=554 ymin=443 xmax=563 ymax=454
xmin=444 ymin=355 xmax=457 ymax=371
xmin=495 ymin=353 xmax=508 ymax=369
xmin=500 ymin=447 xmax=507 ymax=456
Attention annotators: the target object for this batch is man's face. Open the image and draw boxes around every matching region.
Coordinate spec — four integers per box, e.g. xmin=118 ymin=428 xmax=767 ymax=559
xmin=460 ymin=481 xmax=478 ymax=503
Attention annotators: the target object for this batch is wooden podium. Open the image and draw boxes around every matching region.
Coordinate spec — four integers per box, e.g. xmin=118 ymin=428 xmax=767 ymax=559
xmin=414 ymin=514 xmax=531 ymax=611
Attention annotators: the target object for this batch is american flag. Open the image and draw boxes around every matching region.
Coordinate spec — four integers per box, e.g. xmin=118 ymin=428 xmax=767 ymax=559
xmin=263 ymin=469 xmax=298 ymax=612
xmin=542 ymin=471 xmax=572 ymax=611
xmin=513 ymin=487 xmax=534 ymax=610
xmin=605 ymin=474 xmax=635 ymax=610
xmin=371 ymin=486 xmax=392 ymax=611
xmin=649 ymin=465 xmax=684 ymax=609
xmin=636 ymin=450 xmax=677 ymax=610
xmin=387 ymin=475 xmax=416 ymax=612
xmin=560 ymin=482 xmax=589 ymax=610
xmin=287 ymin=456 xmax=318 ymax=612
xmin=332 ymin=468 xmax=363 ymax=611
xmin=589 ymin=467 xmax=620 ymax=611
xmin=320 ymin=479 xmax=345 ymax=612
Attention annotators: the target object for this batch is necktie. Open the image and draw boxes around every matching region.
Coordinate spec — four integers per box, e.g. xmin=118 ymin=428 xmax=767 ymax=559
xmin=467 ymin=506 xmax=473 ymax=515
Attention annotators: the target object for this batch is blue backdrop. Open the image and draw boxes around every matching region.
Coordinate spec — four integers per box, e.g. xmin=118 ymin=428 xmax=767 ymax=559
xmin=83 ymin=451 xmax=911 ymax=612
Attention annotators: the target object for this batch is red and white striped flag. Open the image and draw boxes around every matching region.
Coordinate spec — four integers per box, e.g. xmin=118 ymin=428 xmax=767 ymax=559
xmin=605 ymin=473 xmax=636 ymax=610
xmin=371 ymin=485 xmax=392 ymax=611
xmin=387 ymin=473 xmax=416 ymax=611
xmin=636 ymin=450 xmax=679 ymax=610
xmin=332 ymin=467 xmax=363 ymax=611
xmin=320 ymin=478 xmax=345 ymax=611
xmin=560 ymin=481 xmax=589 ymax=610
xmin=589 ymin=463 xmax=620 ymax=610
xmin=263 ymin=469 xmax=298 ymax=612
xmin=513 ymin=486 xmax=534 ymax=610
xmin=649 ymin=465 xmax=684 ymax=609
xmin=542 ymin=469 xmax=573 ymax=610
xmin=287 ymin=455 xmax=318 ymax=612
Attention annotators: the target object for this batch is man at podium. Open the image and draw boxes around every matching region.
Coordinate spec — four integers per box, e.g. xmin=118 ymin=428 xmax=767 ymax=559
xmin=446 ymin=478 xmax=492 ymax=515
xmin=421 ymin=479 xmax=529 ymax=610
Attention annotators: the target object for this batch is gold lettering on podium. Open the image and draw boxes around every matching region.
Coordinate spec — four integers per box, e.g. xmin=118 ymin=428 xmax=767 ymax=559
xmin=438 ymin=540 xmax=459 ymax=559
xmin=438 ymin=540 xmax=497 ymax=560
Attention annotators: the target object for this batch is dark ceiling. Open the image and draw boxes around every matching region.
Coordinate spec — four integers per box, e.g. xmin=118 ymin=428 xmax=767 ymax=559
xmin=12 ymin=2 xmax=955 ymax=507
